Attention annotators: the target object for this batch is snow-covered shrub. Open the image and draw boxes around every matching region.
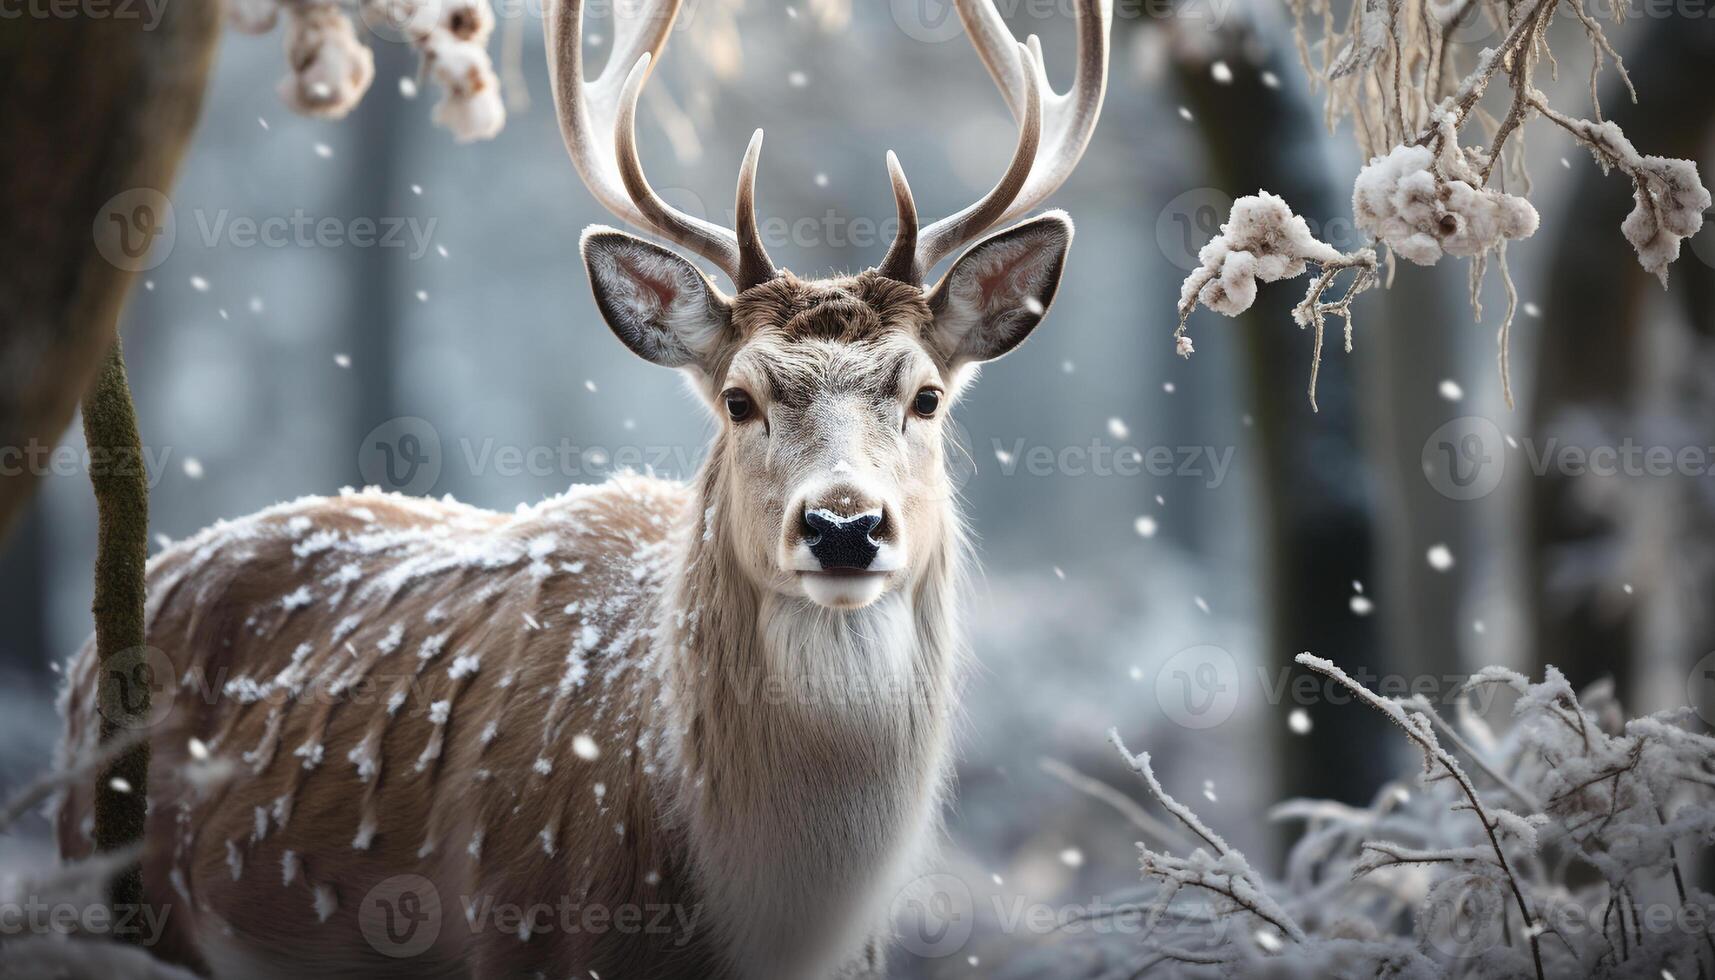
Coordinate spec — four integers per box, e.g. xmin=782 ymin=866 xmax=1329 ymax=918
xmin=1095 ymin=655 xmax=1715 ymax=979
xmin=1175 ymin=0 xmax=1711 ymax=408
xmin=231 ymin=0 xmax=506 ymax=140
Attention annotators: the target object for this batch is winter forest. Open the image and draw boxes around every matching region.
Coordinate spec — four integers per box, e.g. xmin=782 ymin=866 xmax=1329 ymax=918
xmin=3 ymin=0 xmax=1715 ymax=976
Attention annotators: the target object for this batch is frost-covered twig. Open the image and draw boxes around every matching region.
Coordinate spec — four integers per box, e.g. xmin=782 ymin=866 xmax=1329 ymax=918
xmin=1291 ymin=248 xmax=1378 ymax=410
xmin=1108 ymin=729 xmax=1308 ymax=947
xmin=1297 ymin=652 xmax=1546 ymax=980
xmin=1039 ymin=756 xmax=1191 ymax=850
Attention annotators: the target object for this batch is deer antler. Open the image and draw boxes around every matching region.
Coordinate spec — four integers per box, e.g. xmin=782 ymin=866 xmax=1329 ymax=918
xmin=878 ymin=0 xmax=1113 ymax=285
xmin=546 ymin=0 xmax=777 ymax=291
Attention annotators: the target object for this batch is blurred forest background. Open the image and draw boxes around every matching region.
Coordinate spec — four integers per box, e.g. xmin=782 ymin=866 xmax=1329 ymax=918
xmin=3 ymin=0 xmax=1714 ymax=975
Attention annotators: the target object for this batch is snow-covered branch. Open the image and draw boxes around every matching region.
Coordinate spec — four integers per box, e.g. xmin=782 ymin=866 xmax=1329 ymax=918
xmin=1178 ymin=0 xmax=1710 ymax=408
xmin=236 ymin=0 xmax=507 ymax=142
xmin=1174 ymin=192 xmax=1378 ymax=410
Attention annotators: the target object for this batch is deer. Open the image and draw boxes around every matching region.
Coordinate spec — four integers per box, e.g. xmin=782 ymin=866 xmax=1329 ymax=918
xmin=56 ymin=0 xmax=1111 ymax=976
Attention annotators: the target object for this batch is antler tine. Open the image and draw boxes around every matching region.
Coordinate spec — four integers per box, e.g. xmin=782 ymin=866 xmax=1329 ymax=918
xmin=876 ymin=151 xmax=919 ymax=284
xmin=883 ymin=0 xmax=1111 ymax=283
xmin=548 ymin=0 xmax=777 ymax=290
xmin=545 ymin=0 xmax=678 ymax=233
xmin=614 ymin=54 xmax=744 ymax=278
xmin=734 ymin=130 xmax=779 ymax=290
xmin=955 ymin=0 xmax=1112 ymax=229
xmin=905 ymin=42 xmax=1043 ymax=282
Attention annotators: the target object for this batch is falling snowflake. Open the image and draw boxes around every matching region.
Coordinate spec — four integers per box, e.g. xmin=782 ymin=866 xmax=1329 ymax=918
xmin=1426 ymin=543 xmax=1455 ymax=572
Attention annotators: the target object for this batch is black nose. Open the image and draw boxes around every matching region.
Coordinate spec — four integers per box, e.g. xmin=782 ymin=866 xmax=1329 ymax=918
xmin=802 ymin=509 xmax=882 ymax=570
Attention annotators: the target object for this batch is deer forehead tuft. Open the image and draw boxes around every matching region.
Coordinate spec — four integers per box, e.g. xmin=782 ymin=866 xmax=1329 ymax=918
xmin=732 ymin=271 xmax=933 ymax=343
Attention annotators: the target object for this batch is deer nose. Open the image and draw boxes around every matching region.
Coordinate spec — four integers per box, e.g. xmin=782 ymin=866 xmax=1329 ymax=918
xmin=801 ymin=508 xmax=884 ymax=571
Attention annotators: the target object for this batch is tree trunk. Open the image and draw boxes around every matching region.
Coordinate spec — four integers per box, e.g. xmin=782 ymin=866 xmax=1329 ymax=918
xmin=1527 ymin=9 xmax=1715 ymax=700
xmin=82 ymin=340 xmax=152 ymax=928
xmin=0 ymin=0 xmax=220 ymax=538
xmin=1176 ymin=48 xmax=1389 ymax=804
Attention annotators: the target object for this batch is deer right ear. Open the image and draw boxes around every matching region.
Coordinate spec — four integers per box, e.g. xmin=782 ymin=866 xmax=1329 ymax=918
xmin=924 ymin=212 xmax=1072 ymax=367
xmin=580 ymin=226 xmax=734 ymax=370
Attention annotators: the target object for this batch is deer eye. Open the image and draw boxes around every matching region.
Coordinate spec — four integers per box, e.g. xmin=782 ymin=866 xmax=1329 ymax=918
xmin=912 ymin=388 xmax=942 ymax=418
xmin=722 ymin=388 xmax=754 ymax=422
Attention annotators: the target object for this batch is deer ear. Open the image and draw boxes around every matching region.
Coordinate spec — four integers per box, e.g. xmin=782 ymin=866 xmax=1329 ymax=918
xmin=925 ymin=211 xmax=1072 ymax=366
xmin=581 ymin=226 xmax=733 ymax=370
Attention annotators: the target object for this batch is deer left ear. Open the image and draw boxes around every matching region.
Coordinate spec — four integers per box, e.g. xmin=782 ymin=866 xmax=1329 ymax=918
xmin=581 ymin=226 xmax=734 ymax=371
xmin=925 ymin=211 xmax=1072 ymax=366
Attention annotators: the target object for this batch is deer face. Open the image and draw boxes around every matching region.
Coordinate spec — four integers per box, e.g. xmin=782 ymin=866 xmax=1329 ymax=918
xmin=550 ymin=0 xmax=1107 ymax=604
xmin=581 ymin=213 xmax=1072 ymax=609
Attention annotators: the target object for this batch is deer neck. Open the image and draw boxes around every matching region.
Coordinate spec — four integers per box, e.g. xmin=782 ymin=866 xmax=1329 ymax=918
xmin=652 ymin=467 xmax=964 ymax=973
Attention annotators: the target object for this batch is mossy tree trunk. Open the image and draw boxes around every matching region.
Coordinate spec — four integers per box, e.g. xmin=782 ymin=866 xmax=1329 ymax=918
xmin=1 ymin=0 xmax=219 ymax=933
xmin=82 ymin=339 xmax=153 ymax=927
xmin=0 ymin=0 xmax=219 ymax=538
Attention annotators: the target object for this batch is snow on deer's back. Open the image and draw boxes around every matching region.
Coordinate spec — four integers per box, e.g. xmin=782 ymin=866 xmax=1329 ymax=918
xmin=60 ymin=478 xmax=710 ymax=977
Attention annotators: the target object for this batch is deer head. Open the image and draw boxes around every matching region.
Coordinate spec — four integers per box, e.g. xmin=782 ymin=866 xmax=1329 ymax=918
xmin=548 ymin=0 xmax=1110 ymax=610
